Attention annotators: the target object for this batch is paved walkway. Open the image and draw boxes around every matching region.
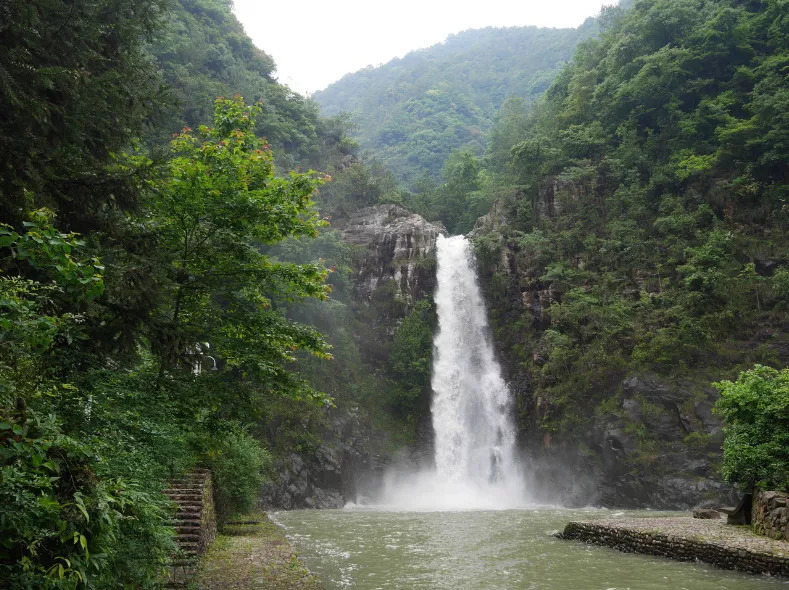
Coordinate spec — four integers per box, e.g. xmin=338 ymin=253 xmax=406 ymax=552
xmin=560 ymin=516 xmax=789 ymax=577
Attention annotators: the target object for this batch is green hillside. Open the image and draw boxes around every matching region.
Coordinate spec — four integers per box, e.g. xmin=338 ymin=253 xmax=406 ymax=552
xmin=468 ymin=0 xmax=789 ymax=498
xmin=313 ymin=23 xmax=598 ymax=185
xmin=147 ymin=0 xmax=355 ymax=171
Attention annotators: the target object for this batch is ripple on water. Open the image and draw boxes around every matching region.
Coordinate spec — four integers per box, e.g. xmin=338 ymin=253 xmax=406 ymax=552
xmin=272 ymin=508 xmax=789 ymax=590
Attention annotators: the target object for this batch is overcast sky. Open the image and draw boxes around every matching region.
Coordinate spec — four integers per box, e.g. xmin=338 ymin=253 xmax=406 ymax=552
xmin=232 ymin=0 xmax=609 ymax=95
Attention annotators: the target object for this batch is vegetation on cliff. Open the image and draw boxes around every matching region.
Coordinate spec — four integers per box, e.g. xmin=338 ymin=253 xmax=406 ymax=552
xmin=468 ymin=0 xmax=788 ymax=454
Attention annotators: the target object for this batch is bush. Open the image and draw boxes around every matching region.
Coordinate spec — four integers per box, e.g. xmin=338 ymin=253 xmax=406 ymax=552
xmin=0 ymin=411 xmax=173 ymax=589
xmin=196 ymin=426 xmax=272 ymax=524
xmin=714 ymin=365 xmax=789 ymax=491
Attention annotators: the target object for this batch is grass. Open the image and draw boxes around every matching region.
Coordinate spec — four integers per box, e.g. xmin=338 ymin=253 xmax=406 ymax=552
xmin=189 ymin=511 xmax=321 ymax=589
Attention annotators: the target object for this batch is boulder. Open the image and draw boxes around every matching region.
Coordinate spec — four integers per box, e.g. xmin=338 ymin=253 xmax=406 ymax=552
xmin=693 ymin=509 xmax=721 ymax=519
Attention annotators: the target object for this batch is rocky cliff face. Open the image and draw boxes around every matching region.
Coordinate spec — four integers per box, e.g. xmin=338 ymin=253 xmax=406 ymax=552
xmin=260 ymin=407 xmax=376 ymax=510
xmin=472 ymin=196 xmax=738 ymax=509
xmin=343 ymin=204 xmax=446 ymax=309
xmin=262 ymin=204 xmax=445 ymax=509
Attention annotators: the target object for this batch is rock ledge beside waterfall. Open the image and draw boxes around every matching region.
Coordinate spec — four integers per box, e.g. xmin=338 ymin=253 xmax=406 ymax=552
xmin=343 ymin=204 xmax=446 ymax=306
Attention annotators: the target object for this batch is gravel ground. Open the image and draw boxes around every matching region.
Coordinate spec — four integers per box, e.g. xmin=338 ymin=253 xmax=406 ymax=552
xmin=191 ymin=511 xmax=321 ymax=589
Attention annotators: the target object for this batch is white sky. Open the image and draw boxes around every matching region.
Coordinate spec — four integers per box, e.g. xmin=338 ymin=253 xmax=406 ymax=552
xmin=231 ymin=0 xmax=609 ymax=95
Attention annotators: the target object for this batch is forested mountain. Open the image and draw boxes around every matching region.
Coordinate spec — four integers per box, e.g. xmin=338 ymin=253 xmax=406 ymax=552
xmin=147 ymin=0 xmax=357 ymax=171
xmin=3 ymin=0 xmax=789 ymax=583
xmin=313 ymin=23 xmax=598 ymax=185
xmin=469 ymin=0 xmax=789 ymax=505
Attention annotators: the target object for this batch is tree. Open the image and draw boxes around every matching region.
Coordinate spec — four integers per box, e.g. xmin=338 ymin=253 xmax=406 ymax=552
xmin=0 ymin=212 xmax=174 ymax=589
xmin=0 ymin=0 xmax=166 ymax=230
xmin=714 ymin=365 xmax=789 ymax=491
xmin=147 ymin=96 xmax=332 ymax=404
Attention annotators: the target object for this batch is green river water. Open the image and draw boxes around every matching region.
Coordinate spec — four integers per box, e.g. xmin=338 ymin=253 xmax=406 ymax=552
xmin=272 ymin=508 xmax=788 ymax=589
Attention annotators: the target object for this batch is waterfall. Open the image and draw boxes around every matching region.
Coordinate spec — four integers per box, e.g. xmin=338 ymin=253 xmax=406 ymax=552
xmin=431 ymin=234 xmax=518 ymax=487
xmin=378 ymin=234 xmax=525 ymax=510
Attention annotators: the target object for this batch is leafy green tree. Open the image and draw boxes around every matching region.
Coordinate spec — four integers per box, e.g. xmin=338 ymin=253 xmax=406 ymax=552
xmin=714 ymin=365 xmax=789 ymax=491
xmin=0 ymin=209 xmax=105 ymax=406
xmin=147 ymin=96 xmax=333 ymax=403
xmin=1 ymin=214 xmax=172 ymax=589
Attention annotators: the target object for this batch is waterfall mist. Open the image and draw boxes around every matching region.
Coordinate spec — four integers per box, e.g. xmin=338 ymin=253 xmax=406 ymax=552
xmin=376 ymin=235 xmax=528 ymax=510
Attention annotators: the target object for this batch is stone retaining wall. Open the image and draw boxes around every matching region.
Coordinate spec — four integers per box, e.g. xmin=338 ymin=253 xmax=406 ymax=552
xmin=199 ymin=471 xmax=217 ymax=553
xmin=753 ymin=490 xmax=789 ymax=541
xmin=559 ymin=521 xmax=789 ymax=577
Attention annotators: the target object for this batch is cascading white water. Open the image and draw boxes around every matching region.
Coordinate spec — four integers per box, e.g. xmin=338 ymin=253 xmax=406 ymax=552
xmin=377 ymin=234 xmax=526 ymax=510
xmin=431 ymin=234 xmax=518 ymax=487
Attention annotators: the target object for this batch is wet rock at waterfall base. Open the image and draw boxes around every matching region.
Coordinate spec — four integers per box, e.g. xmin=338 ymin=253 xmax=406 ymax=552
xmin=693 ymin=509 xmax=722 ymax=519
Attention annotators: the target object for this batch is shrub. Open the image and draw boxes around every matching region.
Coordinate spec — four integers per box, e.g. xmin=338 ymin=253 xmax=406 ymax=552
xmin=196 ymin=426 xmax=272 ymax=523
xmin=714 ymin=365 xmax=789 ymax=491
xmin=0 ymin=411 xmax=173 ymax=588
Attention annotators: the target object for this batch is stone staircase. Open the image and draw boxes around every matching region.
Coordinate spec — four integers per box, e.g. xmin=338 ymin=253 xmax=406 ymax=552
xmin=164 ymin=469 xmax=216 ymax=586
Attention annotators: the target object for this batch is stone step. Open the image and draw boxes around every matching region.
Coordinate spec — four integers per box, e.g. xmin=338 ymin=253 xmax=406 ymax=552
xmin=171 ymin=559 xmax=198 ymax=566
xmin=174 ymin=545 xmax=199 ymax=554
xmin=174 ymin=512 xmax=203 ymax=521
xmin=175 ymin=526 xmax=199 ymax=535
xmin=164 ymin=468 xmax=211 ymax=577
xmin=175 ymin=508 xmax=202 ymax=515
xmin=166 ymin=494 xmax=203 ymax=502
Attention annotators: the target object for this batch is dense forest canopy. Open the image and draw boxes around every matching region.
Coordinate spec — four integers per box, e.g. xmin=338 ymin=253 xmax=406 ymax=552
xmin=471 ymin=0 xmax=789 ymax=447
xmin=314 ymin=23 xmax=599 ymax=186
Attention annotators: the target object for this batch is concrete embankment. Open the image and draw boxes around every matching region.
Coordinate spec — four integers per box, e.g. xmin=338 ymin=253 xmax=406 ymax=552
xmin=558 ymin=517 xmax=789 ymax=577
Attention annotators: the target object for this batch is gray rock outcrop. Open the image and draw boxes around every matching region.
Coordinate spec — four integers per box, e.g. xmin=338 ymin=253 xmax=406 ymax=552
xmin=343 ymin=204 xmax=446 ymax=307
